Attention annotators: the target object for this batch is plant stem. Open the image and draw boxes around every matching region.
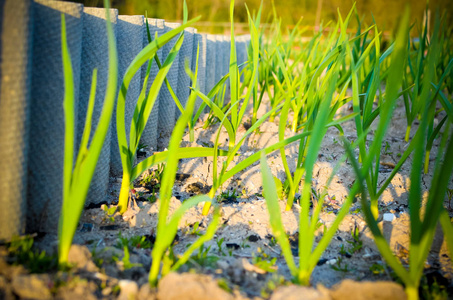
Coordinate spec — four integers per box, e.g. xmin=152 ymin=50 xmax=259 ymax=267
xmin=189 ymin=122 xmax=194 ymax=142
xmin=424 ymin=150 xmax=430 ymax=174
xmin=370 ymin=199 xmax=379 ymax=220
xmin=297 ymin=271 xmax=310 ymax=286
xmin=405 ymin=125 xmax=411 ymax=142
xmin=149 ymin=249 xmax=161 ymax=287
xmin=405 ymin=285 xmax=419 ymax=300
xmin=118 ymin=172 xmax=131 ymax=214
xmin=202 ymin=188 xmax=216 ymax=215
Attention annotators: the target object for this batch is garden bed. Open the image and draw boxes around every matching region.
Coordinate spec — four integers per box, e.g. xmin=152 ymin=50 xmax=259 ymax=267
xmin=1 ymin=94 xmax=451 ymax=300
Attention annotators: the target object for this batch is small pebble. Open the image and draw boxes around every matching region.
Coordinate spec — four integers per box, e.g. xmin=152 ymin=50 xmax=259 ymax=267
xmin=79 ymin=223 xmax=93 ymax=232
xmin=383 ymin=213 xmax=396 ymax=222
xmin=248 ymin=234 xmax=261 ymax=242
xmin=326 ymin=258 xmax=337 ymax=265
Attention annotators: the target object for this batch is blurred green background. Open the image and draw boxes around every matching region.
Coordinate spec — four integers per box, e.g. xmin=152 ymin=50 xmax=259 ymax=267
xmin=68 ymin=0 xmax=452 ymax=34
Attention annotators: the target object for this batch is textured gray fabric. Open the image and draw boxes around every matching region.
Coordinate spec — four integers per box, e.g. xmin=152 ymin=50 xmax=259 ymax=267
xmin=215 ymin=35 xmax=223 ymax=86
xmin=110 ymin=15 xmax=144 ymax=177
xmin=26 ymin=0 xmax=83 ymax=233
xmin=236 ymin=36 xmax=246 ymax=82
xmin=174 ymin=27 xmax=195 ymax=120
xmin=205 ymin=34 xmax=216 ymax=94
xmin=224 ymin=35 xmax=231 ymax=100
xmin=157 ymin=22 xmax=180 ymax=138
xmin=220 ymin=35 xmax=228 ymax=84
xmin=78 ymin=7 xmax=118 ymax=205
xmin=0 ymin=0 xmax=33 ymax=240
xmin=139 ymin=18 xmax=165 ymax=151
xmin=191 ymin=33 xmax=207 ymax=116
xmin=238 ymin=35 xmax=251 ymax=82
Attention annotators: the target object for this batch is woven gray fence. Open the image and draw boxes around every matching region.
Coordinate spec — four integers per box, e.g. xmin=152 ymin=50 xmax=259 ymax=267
xmin=78 ymin=7 xmax=118 ymax=206
xmin=140 ymin=18 xmax=165 ymax=151
xmin=175 ymin=27 xmax=196 ymax=120
xmin=215 ymin=35 xmax=224 ymax=85
xmin=110 ymin=15 xmax=144 ymax=177
xmin=206 ymin=34 xmax=216 ymax=95
xmin=0 ymin=0 xmax=245 ymax=236
xmin=0 ymin=0 xmax=34 ymax=240
xmin=158 ymin=22 xmax=180 ymax=138
xmin=26 ymin=0 xmax=84 ymax=233
xmin=192 ymin=33 xmax=207 ymax=114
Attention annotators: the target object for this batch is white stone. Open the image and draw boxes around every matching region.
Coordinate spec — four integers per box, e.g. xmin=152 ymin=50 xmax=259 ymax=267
xmin=326 ymin=258 xmax=337 ymax=265
xmin=383 ymin=213 xmax=396 ymax=222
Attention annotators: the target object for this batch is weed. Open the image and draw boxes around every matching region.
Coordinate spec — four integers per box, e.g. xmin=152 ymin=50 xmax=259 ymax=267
xmin=188 ymin=222 xmax=203 ymax=236
xmin=113 ymin=247 xmax=142 ymax=270
xmin=217 ymin=278 xmax=232 ymax=293
xmin=139 ymin=163 xmax=165 ymax=190
xmin=252 ymin=248 xmax=277 ymax=273
xmin=217 ymin=189 xmax=237 ymax=203
xmin=91 ymin=246 xmax=105 ymax=268
xmin=419 ymin=274 xmax=449 ymax=300
xmin=346 ymin=226 xmax=363 ymax=254
xmin=7 ymin=235 xmax=58 ymax=273
xmin=330 ymin=257 xmax=350 ymax=273
xmin=369 ymin=263 xmax=386 ymax=275
xmin=188 ymin=244 xmax=219 ymax=268
xmin=384 ymin=141 xmax=393 ymax=155
xmin=216 ymin=237 xmax=226 ymax=256
xmin=101 ymin=204 xmax=116 ymax=223
xmin=116 ymin=233 xmax=152 ymax=250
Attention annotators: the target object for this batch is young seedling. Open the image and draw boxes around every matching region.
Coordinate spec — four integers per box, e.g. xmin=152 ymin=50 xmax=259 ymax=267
xmin=198 ymin=1 xmax=313 ymax=216
xmin=343 ymin=10 xmax=453 ymax=297
xmin=58 ymin=0 xmax=117 ymax=265
xmin=148 ymin=59 xmax=222 ymax=287
xmin=116 ymin=5 xmax=204 ymax=213
xmin=7 ymin=235 xmax=58 ymax=274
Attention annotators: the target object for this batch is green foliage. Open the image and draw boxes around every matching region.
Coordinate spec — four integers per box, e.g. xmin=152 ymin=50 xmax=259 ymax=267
xmin=330 ymin=257 xmax=350 ymax=273
xmin=58 ymin=0 xmax=118 ymax=265
xmin=138 ymin=163 xmax=165 ymax=191
xmin=369 ymin=263 xmax=386 ymax=275
xmin=188 ymin=244 xmax=219 ymax=268
xmin=116 ymin=233 xmax=152 ymax=250
xmin=216 ymin=237 xmax=226 ymax=256
xmin=217 ymin=189 xmax=238 ymax=203
xmin=343 ymin=8 xmax=453 ymax=299
xmin=7 ymin=236 xmax=58 ymax=273
xmin=252 ymin=248 xmax=277 ymax=273
xmin=116 ymin=5 xmax=203 ymax=213
xmin=56 ymin=0 xmax=453 ymax=295
xmin=147 ymin=5 xmax=223 ymax=282
xmin=112 ymin=247 xmax=142 ymax=270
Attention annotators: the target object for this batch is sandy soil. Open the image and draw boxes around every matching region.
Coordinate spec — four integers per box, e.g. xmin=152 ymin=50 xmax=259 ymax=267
xmin=2 ymin=94 xmax=452 ymax=299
